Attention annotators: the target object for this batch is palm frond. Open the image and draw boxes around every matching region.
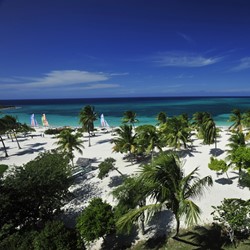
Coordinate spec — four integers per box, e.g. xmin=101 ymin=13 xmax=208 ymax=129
xmin=116 ymin=203 xmax=162 ymax=234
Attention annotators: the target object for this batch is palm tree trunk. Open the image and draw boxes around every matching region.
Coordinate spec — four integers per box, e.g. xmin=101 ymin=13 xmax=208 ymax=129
xmin=0 ymin=135 xmax=8 ymax=157
xmin=115 ymin=168 xmax=124 ymax=176
xmin=175 ymin=216 xmax=180 ymax=236
xmin=13 ymin=132 xmax=21 ymax=149
xmin=88 ymin=128 xmax=91 ymax=147
xmin=139 ymin=200 xmax=146 ymax=235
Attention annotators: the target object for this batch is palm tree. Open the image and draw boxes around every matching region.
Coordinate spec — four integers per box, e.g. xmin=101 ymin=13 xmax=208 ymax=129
xmin=229 ymin=108 xmax=243 ymax=132
xmin=192 ymin=112 xmax=211 ymax=140
xmin=112 ymin=176 xmax=150 ymax=235
xmin=122 ymin=110 xmax=139 ymax=128
xmin=79 ymin=105 xmax=97 ymax=147
xmin=226 ymin=131 xmax=246 ymax=174
xmin=0 ymin=117 xmax=8 ymax=157
xmin=156 ymin=111 xmax=167 ymax=126
xmin=161 ymin=116 xmax=192 ymax=150
xmin=203 ymin=116 xmax=217 ymax=148
xmin=112 ymin=124 xmax=137 ymax=159
xmin=135 ymin=124 xmax=162 ymax=160
xmin=116 ymin=152 xmax=213 ymax=237
xmin=55 ymin=129 xmax=84 ymax=167
xmin=2 ymin=115 xmax=22 ymax=149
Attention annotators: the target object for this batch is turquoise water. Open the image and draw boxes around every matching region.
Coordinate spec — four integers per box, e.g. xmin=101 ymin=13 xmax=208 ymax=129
xmin=1 ymin=97 xmax=250 ymax=127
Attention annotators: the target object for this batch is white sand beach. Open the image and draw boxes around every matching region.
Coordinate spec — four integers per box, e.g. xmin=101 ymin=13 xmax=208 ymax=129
xmin=1 ymin=127 xmax=250 ymax=248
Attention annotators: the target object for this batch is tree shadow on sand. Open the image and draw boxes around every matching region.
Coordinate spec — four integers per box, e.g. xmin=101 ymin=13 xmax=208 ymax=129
xmin=108 ymin=175 xmax=128 ymax=188
xmin=210 ymin=148 xmax=224 ymax=157
xmin=215 ymin=176 xmax=238 ymax=185
xmin=13 ymin=147 xmax=45 ymax=156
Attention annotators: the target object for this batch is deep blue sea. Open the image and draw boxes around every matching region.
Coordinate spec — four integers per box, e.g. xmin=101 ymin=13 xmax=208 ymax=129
xmin=1 ymin=97 xmax=250 ymax=128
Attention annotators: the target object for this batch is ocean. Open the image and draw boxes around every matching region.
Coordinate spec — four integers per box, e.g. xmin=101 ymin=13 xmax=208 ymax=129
xmin=1 ymin=96 xmax=250 ymax=128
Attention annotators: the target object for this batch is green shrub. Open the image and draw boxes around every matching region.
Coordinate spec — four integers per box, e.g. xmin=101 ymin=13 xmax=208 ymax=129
xmin=0 ymin=164 xmax=8 ymax=177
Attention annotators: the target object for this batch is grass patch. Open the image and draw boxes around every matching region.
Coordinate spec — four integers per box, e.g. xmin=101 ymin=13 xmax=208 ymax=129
xmin=130 ymin=224 xmax=250 ymax=250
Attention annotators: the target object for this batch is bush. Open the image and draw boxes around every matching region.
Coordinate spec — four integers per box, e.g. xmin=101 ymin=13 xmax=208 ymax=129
xmin=44 ymin=127 xmax=73 ymax=135
xmin=0 ymin=164 xmax=8 ymax=177
xmin=77 ymin=198 xmax=115 ymax=244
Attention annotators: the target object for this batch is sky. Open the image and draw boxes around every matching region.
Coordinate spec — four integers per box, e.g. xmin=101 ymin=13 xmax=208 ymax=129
xmin=0 ymin=0 xmax=250 ymax=99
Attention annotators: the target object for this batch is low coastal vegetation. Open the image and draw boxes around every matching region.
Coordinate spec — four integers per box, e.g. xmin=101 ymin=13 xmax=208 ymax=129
xmin=1 ymin=107 xmax=250 ymax=248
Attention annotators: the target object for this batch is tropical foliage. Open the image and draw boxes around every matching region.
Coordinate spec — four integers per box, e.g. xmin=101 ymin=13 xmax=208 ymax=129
xmin=98 ymin=157 xmax=123 ymax=179
xmin=160 ymin=115 xmax=192 ymax=149
xmin=122 ymin=110 xmax=139 ymax=127
xmin=116 ymin=152 xmax=213 ymax=236
xmin=76 ymin=197 xmax=115 ymax=244
xmin=112 ymin=124 xmax=137 ymax=157
xmin=208 ymin=157 xmax=229 ymax=178
xmin=212 ymin=198 xmax=250 ymax=245
xmin=0 ymin=152 xmax=71 ymax=234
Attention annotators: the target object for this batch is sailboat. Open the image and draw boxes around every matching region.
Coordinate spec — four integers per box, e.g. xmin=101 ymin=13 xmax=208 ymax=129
xmin=41 ymin=114 xmax=49 ymax=127
xmin=100 ymin=114 xmax=110 ymax=130
xmin=30 ymin=114 xmax=38 ymax=127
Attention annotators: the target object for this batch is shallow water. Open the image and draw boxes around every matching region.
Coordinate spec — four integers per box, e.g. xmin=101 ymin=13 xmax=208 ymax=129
xmin=1 ymin=96 xmax=250 ymax=127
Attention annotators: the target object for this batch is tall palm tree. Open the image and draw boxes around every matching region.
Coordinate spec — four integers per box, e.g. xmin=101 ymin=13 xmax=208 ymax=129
xmin=79 ymin=105 xmax=97 ymax=147
xmin=226 ymin=131 xmax=246 ymax=174
xmin=192 ymin=112 xmax=211 ymax=140
xmin=116 ymin=152 xmax=213 ymax=237
xmin=55 ymin=129 xmax=84 ymax=167
xmin=229 ymin=108 xmax=243 ymax=132
xmin=112 ymin=124 xmax=137 ymax=158
xmin=122 ymin=110 xmax=139 ymax=128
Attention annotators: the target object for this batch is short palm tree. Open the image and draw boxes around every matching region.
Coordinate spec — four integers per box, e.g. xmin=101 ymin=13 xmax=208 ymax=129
xmin=55 ymin=129 xmax=84 ymax=167
xmin=117 ymin=152 xmax=213 ymax=237
xmin=203 ymin=116 xmax=217 ymax=147
xmin=122 ymin=110 xmax=138 ymax=128
xmin=229 ymin=108 xmax=243 ymax=132
xmin=135 ymin=124 xmax=162 ymax=160
xmin=79 ymin=105 xmax=97 ymax=147
xmin=112 ymin=124 xmax=137 ymax=158
xmin=161 ymin=116 xmax=192 ymax=150
xmin=156 ymin=111 xmax=167 ymax=126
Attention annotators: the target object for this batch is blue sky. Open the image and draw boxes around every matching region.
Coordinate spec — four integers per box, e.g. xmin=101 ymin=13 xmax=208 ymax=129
xmin=0 ymin=0 xmax=250 ymax=99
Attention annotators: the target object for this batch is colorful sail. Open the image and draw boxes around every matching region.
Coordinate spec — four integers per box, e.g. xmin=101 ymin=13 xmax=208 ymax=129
xmin=100 ymin=114 xmax=109 ymax=127
xmin=30 ymin=114 xmax=38 ymax=127
xmin=41 ymin=113 xmax=49 ymax=127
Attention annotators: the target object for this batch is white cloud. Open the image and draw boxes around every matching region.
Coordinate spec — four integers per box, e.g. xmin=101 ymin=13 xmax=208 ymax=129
xmin=0 ymin=70 xmax=120 ymax=90
xmin=231 ymin=57 xmax=250 ymax=71
xmin=154 ymin=52 xmax=222 ymax=67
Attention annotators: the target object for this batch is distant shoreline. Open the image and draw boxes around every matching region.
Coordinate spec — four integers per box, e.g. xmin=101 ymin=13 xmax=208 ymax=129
xmin=0 ymin=105 xmax=16 ymax=111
